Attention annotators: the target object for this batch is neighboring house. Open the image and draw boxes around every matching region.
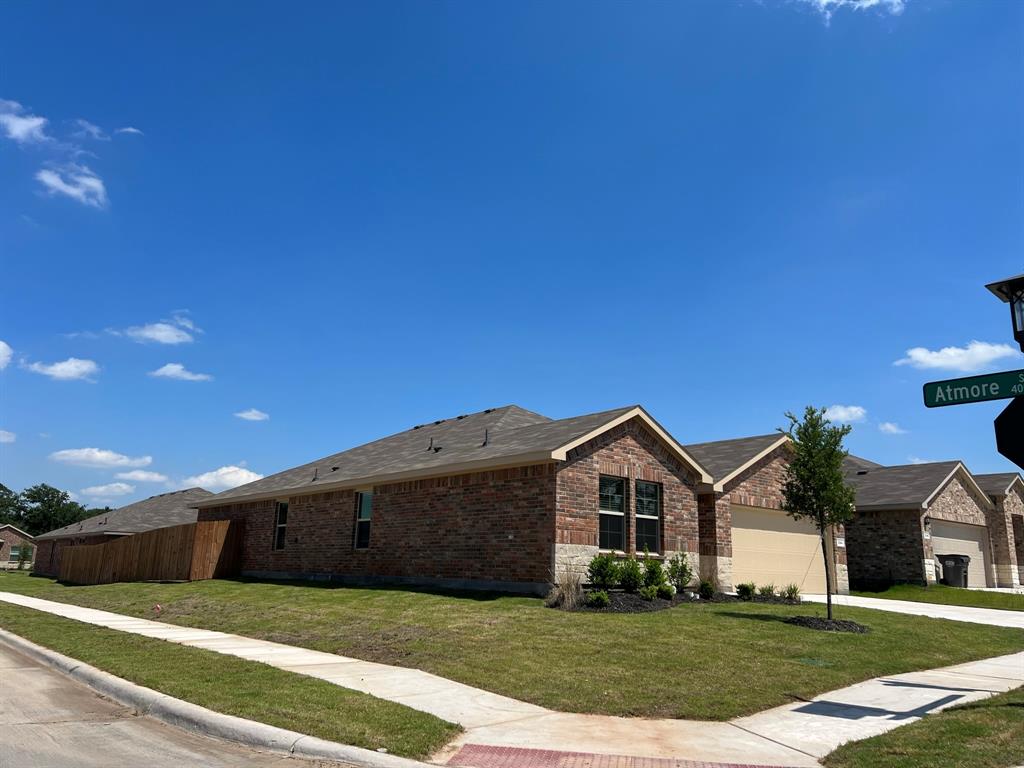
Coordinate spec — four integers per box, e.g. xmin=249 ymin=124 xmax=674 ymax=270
xmin=0 ymin=524 xmax=36 ymax=570
xmin=843 ymin=460 xmax=1018 ymax=589
xmin=33 ymin=488 xmax=214 ymax=578
xmin=685 ymin=434 xmax=848 ymax=595
xmin=975 ymin=473 xmax=1024 ymax=586
xmin=196 ymin=405 xmax=715 ymax=595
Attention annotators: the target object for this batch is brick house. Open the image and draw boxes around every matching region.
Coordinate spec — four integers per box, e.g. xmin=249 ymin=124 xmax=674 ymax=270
xmin=685 ymin=434 xmax=848 ymax=594
xmin=0 ymin=524 xmax=35 ymax=570
xmin=33 ymin=488 xmax=213 ymax=578
xmin=975 ymin=473 xmax=1024 ymax=586
xmin=195 ymin=405 xmax=714 ymax=594
xmin=843 ymin=460 xmax=1019 ymax=589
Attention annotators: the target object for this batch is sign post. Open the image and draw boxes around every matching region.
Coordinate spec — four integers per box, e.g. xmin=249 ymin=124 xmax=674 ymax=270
xmin=922 ymin=369 xmax=1024 ymax=408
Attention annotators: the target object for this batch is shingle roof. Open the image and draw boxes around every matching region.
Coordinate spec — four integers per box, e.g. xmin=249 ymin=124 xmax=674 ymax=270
xmin=843 ymin=454 xmax=884 ymax=473
xmin=974 ymin=472 xmax=1022 ymax=498
xmin=683 ymin=434 xmax=786 ymax=484
xmin=37 ymin=487 xmax=213 ymax=541
xmin=198 ymin=404 xmax=664 ymax=505
xmin=845 ymin=461 xmax=963 ymax=510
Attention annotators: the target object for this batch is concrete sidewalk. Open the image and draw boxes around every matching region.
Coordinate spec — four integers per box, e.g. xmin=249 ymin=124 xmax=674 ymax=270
xmin=1 ymin=590 xmax=1021 ymax=768
xmin=803 ymin=593 xmax=1024 ymax=629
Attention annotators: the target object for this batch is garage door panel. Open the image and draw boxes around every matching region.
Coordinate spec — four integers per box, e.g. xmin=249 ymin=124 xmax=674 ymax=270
xmin=931 ymin=520 xmax=991 ymax=588
xmin=732 ymin=506 xmax=828 ymax=594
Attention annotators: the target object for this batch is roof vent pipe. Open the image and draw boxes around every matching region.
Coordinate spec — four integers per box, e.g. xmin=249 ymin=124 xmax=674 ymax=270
xmin=482 ymin=429 xmax=489 ymax=447
xmin=428 ymin=437 xmax=434 ymax=452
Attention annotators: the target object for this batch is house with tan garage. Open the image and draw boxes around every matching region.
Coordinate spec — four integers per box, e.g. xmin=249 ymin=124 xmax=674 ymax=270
xmin=974 ymin=473 xmax=1023 ymax=587
xmin=843 ymin=460 xmax=1015 ymax=589
xmin=685 ymin=434 xmax=848 ymax=595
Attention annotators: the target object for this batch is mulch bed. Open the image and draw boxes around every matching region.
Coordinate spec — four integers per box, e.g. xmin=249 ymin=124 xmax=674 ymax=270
xmin=706 ymin=593 xmax=801 ymax=605
xmin=576 ymin=590 xmax=684 ymax=613
xmin=785 ymin=615 xmax=870 ymax=633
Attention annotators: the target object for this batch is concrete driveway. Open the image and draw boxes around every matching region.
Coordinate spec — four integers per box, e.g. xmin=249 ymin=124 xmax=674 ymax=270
xmin=803 ymin=593 xmax=1024 ymax=629
xmin=0 ymin=643 xmax=331 ymax=768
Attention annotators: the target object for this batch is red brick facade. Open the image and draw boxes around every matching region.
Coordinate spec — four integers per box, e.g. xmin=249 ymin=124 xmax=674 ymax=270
xmin=0 ymin=526 xmax=35 ymax=570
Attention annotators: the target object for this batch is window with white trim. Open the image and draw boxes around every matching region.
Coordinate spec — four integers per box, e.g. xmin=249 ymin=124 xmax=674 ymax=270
xmin=635 ymin=481 xmax=661 ymax=553
xmin=598 ymin=475 xmax=626 ymax=551
xmin=355 ymin=492 xmax=372 ymax=549
xmin=273 ymin=502 xmax=288 ymax=550
xmin=8 ymin=546 xmax=20 ymax=563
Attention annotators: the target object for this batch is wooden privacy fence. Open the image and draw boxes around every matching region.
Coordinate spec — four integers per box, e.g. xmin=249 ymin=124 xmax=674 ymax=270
xmin=59 ymin=520 xmax=243 ymax=586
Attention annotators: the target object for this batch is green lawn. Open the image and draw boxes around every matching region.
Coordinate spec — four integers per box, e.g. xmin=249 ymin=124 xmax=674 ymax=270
xmin=0 ymin=601 xmax=458 ymax=759
xmin=824 ymin=686 xmax=1024 ymax=768
xmin=1 ymin=571 xmax=1021 ymax=720
xmin=853 ymin=583 xmax=1024 ymax=612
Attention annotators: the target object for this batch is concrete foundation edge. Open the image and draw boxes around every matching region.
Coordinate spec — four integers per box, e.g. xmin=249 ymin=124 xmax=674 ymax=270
xmin=0 ymin=627 xmax=433 ymax=768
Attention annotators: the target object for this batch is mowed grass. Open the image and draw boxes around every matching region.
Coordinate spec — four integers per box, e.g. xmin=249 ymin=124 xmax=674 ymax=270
xmin=853 ymin=583 xmax=1024 ymax=612
xmin=0 ymin=601 xmax=459 ymax=759
xmin=1 ymin=571 xmax=1022 ymax=720
xmin=824 ymin=686 xmax=1024 ymax=768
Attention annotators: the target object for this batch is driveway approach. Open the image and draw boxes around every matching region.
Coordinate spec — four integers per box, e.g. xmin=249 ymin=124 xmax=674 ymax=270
xmin=803 ymin=593 xmax=1024 ymax=629
xmin=0 ymin=642 xmax=323 ymax=768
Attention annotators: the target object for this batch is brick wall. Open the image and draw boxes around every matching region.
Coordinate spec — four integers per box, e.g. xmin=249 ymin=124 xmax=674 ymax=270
xmin=200 ymin=464 xmax=557 ymax=590
xmin=728 ymin=447 xmax=789 ymax=510
xmin=32 ymin=534 xmax=107 ymax=578
xmin=997 ymin=486 xmax=1023 ymax=586
xmin=554 ymin=419 xmax=701 ymax=580
xmin=0 ymin=527 xmax=35 ymax=570
xmin=845 ymin=508 xmax=926 ymax=587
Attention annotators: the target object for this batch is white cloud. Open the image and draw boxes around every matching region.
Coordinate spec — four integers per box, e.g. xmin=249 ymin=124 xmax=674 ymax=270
xmin=115 ymin=470 xmax=169 ymax=483
xmin=0 ymin=98 xmax=50 ymax=144
xmin=170 ymin=314 xmax=202 ymax=333
xmin=73 ymin=118 xmax=108 ymax=141
xmin=35 ymin=164 xmax=108 ymax=208
xmin=149 ymin=363 xmax=212 ymax=382
xmin=24 ymin=357 xmax=99 ymax=381
xmin=80 ymin=482 xmax=134 ymax=498
xmin=124 ymin=322 xmax=193 ymax=345
xmin=0 ymin=340 xmax=11 ymax=370
xmin=908 ymin=456 xmax=932 ymax=465
xmin=234 ymin=408 xmax=269 ymax=422
xmin=825 ymin=404 xmax=867 ymax=423
xmin=184 ymin=465 xmax=263 ymax=491
xmin=879 ymin=422 xmax=907 ymax=435
xmin=894 ymin=340 xmax=1020 ymax=373
xmin=115 ymin=126 xmax=144 ymax=136
xmin=797 ymin=0 xmax=905 ymax=23
xmin=0 ymin=430 xmax=15 ymax=444
xmin=50 ymin=447 xmax=152 ymax=469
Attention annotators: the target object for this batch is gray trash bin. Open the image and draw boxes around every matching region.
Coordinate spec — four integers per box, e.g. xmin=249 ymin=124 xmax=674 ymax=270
xmin=939 ymin=554 xmax=970 ymax=588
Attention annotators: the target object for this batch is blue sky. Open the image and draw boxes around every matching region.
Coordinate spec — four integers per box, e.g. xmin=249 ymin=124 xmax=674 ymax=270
xmin=2 ymin=0 xmax=1022 ymax=505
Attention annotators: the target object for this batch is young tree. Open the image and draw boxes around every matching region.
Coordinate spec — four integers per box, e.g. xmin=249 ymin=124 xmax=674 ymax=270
xmin=779 ymin=406 xmax=856 ymax=621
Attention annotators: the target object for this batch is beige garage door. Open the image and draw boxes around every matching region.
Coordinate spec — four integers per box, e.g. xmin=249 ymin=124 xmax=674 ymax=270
xmin=732 ymin=506 xmax=828 ymax=594
xmin=931 ymin=520 xmax=991 ymax=588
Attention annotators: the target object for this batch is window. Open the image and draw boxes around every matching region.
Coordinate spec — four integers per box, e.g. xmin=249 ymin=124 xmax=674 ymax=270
xmin=635 ymin=481 xmax=661 ymax=553
xmin=273 ymin=502 xmax=288 ymax=550
xmin=8 ymin=546 xmax=19 ymax=563
xmin=355 ymin=492 xmax=372 ymax=549
xmin=598 ymin=475 xmax=626 ymax=551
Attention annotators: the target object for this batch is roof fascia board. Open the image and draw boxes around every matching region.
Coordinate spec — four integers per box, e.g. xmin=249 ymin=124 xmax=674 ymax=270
xmin=0 ymin=524 xmax=34 ymax=541
xmin=856 ymin=502 xmax=927 ymax=512
xmin=922 ymin=463 xmax=993 ymax=510
xmin=712 ymin=434 xmax=792 ymax=493
xmin=550 ymin=407 xmax=714 ymax=484
xmin=194 ymin=451 xmax=558 ymax=508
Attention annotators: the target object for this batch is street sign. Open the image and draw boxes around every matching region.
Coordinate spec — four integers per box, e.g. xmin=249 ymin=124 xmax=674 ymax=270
xmin=923 ymin=369 xmax=1024 ymax=408
xmin=995 ymin=397 xmax=1024 ymax=471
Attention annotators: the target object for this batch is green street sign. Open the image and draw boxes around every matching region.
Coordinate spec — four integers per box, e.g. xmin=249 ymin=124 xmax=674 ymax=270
xmin=923 ymin=369 xmax=1024 ymax=408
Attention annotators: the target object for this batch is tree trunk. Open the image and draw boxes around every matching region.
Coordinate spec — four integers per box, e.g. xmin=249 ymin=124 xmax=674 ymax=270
xmin=820 ymin=528 xmax=833 ymax=621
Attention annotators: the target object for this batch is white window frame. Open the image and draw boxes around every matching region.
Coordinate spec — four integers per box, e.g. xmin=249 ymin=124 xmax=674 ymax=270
xmin=8 ymin=546 xmax=19 ymax=563
xmin=273 ymin=501 xmax=289 ymax=551
xmin=598 ymin=475 xmax=627 ymax=552
xmin=354 ymin=490 xmax=373 ymax=550
xmin=634 ymin=480 xmax=661 ymax=554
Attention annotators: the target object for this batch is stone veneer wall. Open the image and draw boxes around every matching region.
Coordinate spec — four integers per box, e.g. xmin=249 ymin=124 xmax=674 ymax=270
xmin=925 ymin=474 xmax=997 ymax=587
xmin=996 ymin=486 xmax=1023 ymax=587
xmin=554 ymin=418 xmax=701 ymax=582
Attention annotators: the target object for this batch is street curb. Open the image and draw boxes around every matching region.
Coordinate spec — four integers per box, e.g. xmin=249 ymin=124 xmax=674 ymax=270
xmin=0 ymin=627 xmax=435 ymax=768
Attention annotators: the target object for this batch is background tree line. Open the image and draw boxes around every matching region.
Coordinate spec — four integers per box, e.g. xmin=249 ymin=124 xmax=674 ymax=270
xmin=0 ymin=483 xmax=109 ymax=537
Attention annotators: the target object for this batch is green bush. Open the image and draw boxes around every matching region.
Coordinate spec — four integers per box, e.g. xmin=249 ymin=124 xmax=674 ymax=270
xmin=643 ymin=557 xmax=666 ymax=588
xmin=638 ymin=585 xmax=658 ymax=601
xmin=783 ymin=583 xmax=801 ymax=601
xmin=736 ymin=582 xmax=757 ymax=600
xmin=757 ymin=583 xmax=776 ymax=598
xmin=619 ymin=557 xmax=643 ymax=593
xmin=586 ymin=590 xmax=611 ymax=608
xmin=698 ymin=579 xmax=715 ymax=600
xmin=587 ymin=554 xmax=621 ymax=589
xmin=666 ymin=553 xmax=693 ymax=591
xmin=656 ymin=582 xmax=675 ymax=600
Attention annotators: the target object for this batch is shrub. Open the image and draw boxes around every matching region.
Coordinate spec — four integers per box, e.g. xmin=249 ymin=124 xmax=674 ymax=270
xmin=783 ymin=583 xmax=801 ymax=602
xmin=587 ymin=590 xmax=610 ymax=608
xmin=757 ymin=583 xmax=777 ymax=598
xmin=643 ymin=557 xmax=666 ymax=588
xmin=736 ymin=582 xmax=757 ymax=600
xmin=587 ymin=554 xmax=621 ymax=589
xmin=619 ymin=556 xmax=643 ymax=593
xmin=666 ymin=553 xmax=694 ymax=592
xmin=545 ymin=566 xmax=583 ymax=610
xmin=638 ymin=585 xmax=658 ymax=601
xmin=698 ymin=579 xmax=715 ymax=600
xmin=656 ymin=582 xmax=675 ymax=600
